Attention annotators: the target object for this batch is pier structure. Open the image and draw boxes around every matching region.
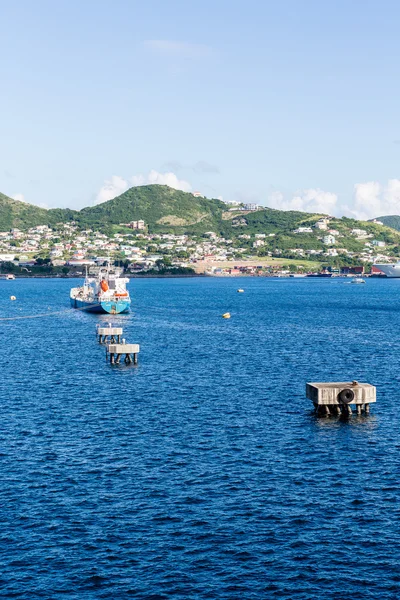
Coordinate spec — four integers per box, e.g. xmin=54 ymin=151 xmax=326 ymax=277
xmin=306 ymin=381 xmax=376 ymax=417
xmin=97 ymin=326 xmax=123 ymax=344
xmin=106 ymin=342 xmax=140 ymax=365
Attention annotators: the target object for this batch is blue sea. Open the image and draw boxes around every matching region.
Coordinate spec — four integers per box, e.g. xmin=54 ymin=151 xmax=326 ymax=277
xmin=1 ymin=277 xmax=400 ymax=599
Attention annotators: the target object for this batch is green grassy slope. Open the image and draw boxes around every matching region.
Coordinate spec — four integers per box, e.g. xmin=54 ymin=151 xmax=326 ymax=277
xmin=374 ymin=215 xmax=400 ymax=231
xmin=0 ymin=192 xmax=77 ymax=230
xmin=77 ymin=185 xmax=227 ymax=232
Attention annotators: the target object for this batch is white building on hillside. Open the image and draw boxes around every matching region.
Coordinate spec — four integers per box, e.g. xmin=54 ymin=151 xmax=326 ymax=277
xmin=351 ymin=228 xmax=367 ymax=237
xmin=314 ymin=218 xmax=329 ymax=230
xmin=294 ymin=227 xmax=313 ymax=234
xmin=323 ymin=234 xmax=336 ymax=245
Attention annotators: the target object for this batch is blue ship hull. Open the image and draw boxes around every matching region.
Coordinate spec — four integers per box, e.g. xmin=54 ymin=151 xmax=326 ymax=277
xmin=70 ymin=297 xmax=131 ymax=314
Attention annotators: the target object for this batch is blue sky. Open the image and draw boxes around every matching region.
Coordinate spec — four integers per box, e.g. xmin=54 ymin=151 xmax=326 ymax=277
xmin=1 ymin=0 xmax=400 ymax=219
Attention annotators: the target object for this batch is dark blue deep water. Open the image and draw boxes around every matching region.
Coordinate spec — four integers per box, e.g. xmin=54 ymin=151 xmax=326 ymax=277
xmin=1 ymin=277 xmax=400 ymax=599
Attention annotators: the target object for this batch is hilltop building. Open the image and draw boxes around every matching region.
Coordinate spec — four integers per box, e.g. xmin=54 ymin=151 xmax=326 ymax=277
xmin=127 ymin=220 xmax=145 ymax=230
xmin=242 ymin=203 xmax=259 ymax=211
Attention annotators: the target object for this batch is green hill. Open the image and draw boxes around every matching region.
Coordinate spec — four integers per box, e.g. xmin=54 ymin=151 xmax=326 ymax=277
xmin=78 ymin=185 xmax=227 ymax=233
xmin=0 ymin=185 xmax=322 ymax=235
xmin=374 ymin=215 xmax=400 ymax=231
xmin=0 ymin=192 xmax=55 ymax=230
xmin=0 ymin=192 xmax=77 ymax=230
xmin=78 ymin=185 xmax=320 ymax=238
xmin=2 ymin=186 xmax=400 ymax=258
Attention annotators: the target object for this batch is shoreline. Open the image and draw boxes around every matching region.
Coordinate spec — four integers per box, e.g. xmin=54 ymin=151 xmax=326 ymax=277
xmin=2 ymin=273 xmax=205 ymax=279
xmin=2 ymin=273 xmax=388 ymax=280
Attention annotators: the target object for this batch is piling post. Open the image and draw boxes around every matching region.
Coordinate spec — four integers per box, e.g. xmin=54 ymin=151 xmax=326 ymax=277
xmin=345 ymin=404 xmax=352 ymax=416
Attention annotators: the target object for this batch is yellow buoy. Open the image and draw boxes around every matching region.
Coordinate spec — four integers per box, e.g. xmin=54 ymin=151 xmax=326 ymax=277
xmin=10 ymin=296 xmax=16 ymax=301
xmin=237 ymin=288 xmax=244 ymax=293
xmin=222 ymin=312 xmax=231 ymax=319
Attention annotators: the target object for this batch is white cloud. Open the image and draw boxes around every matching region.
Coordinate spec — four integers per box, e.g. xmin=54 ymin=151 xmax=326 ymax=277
xmin=132 ymin=170 xmax=192 ymax=192
xmin=268 ymin=188 xmax=338 ymax=215
xmin=345 ymin=179 xmax=400 ymax=220
xmin=345 ymin=181 xmax=381 ymax=221
xmin=267 ymin=180 xmax=400 ymax=220
xmin=95 ymin=171 xmax=192 ymax=205
xmin=143 ymin=40 xmax=212 ymax=59
xmin=385 ymin=179 xmax=400 ymax=213
xmin=93 ymin=174 xmax=400 ymax=219
xmin=12 ymin=193 xmax=25 ymax=203
xmin=95 ymin=175 xmax=129 ymax=205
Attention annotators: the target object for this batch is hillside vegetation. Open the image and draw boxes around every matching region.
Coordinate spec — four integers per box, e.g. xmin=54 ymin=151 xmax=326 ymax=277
xmin=1 ymin=186 xmax=400 ymax=256
xmin=1 ymin=186 xmax=313 ymax=235
xmin=78 ymin=185 xmax=227 ymax=233
xmin=375 ymin=215 xmax=400 ymax=231
xmin=0 ymin=192 xmax=77 ymax=230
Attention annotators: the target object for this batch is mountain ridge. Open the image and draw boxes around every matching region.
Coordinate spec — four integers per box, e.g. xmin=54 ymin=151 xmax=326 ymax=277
xmin=373 ymin=215 xmax=400 ymax=231
xmin=1 ymin=186 xmax=400 ymax=257
xmin=0 ymin=185 xmax=319 ymax=235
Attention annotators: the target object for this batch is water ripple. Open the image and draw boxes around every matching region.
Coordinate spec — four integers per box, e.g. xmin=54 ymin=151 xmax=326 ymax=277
xmin=0 ymin=278 xmax=400 ymax=598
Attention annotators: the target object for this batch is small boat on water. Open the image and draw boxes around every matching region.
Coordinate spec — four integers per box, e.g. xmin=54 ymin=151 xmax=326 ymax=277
xmin=351 ymin=277 xmax=366 ymax=284
xmin=0 ymin=274 xmax=16 ymax=280
xmin=70 ymin=263 xmax=131 ymax=314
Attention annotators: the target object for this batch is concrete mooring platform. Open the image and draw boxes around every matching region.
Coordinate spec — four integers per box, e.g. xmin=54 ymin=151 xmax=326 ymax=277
xmin=97 ymin=327 xmax=123 ymax=344
xmin=106 ymin=343 xmax=140 ymax=365
xmin=306 ymin=381 xmax=376 ymax=416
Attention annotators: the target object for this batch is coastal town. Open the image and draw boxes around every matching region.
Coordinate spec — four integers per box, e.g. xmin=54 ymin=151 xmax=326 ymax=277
xmin=0 ymin=211 xmax=396 ymax=276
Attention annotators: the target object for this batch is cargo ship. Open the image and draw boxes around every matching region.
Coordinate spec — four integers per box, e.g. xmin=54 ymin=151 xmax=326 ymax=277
xmin=70 ymin=263 xmax=131 ymax=314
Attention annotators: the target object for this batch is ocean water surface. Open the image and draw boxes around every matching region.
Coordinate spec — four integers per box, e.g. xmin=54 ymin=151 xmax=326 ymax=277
xmin=1 ymin=276 xmax=400 ymax=599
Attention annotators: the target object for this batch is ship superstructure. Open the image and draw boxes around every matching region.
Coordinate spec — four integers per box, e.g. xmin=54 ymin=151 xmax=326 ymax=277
xmin=70 ymin=262 xmax=131 ymax=314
